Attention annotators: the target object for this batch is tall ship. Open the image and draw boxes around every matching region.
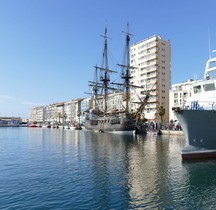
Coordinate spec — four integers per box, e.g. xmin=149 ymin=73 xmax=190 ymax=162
xmin=173 ymin=52 xmax=216 ymax=159
xmin=84 ymin=25 xmax=140 ymax=133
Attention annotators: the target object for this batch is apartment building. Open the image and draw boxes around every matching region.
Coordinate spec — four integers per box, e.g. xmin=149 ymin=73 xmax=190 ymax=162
xmin=29 ymin=106 xmax=45 ymax=123
xmin=130 ymin=35 xmax=171 ymax=123
xmin=64 ymin=98 xmax=83 ymax=125
xmin=169 ymin=79 xmax=198 ymax=122
xmin=51 ymin=102 xmax=65 ymax=123
xmin=29 ymin=99 xmax=83 ymax=124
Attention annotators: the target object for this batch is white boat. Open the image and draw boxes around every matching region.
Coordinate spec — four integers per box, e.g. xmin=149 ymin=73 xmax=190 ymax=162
xmin=64 ymin=125 xmax=70 ymax=129
xmin=173 ymin=53 xmax=216 ymax=159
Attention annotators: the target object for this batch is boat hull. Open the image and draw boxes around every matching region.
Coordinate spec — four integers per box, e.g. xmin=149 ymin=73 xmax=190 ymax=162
xmin=84 ymin=115 xmax=135 ymax=133
xmin=182 ymin=145 xmax=216 ymax=160
xmin=174 ymin=109 xmax=216 ymax=159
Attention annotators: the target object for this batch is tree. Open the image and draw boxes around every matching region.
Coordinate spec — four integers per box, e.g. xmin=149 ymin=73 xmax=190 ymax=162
xmin=157 ymin=106 xmax=165 ymax=123
xmin=58 ymin=112 xmax=62 ymax=123
xmin=64 ymin=112 xmax=67 ymax=121
xmin=63 ymin=112 xmax=67 ymax=125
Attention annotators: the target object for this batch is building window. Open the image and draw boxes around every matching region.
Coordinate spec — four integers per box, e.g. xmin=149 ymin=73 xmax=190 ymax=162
xmin=193 ymin=85 xmax=202 ymax=93
xmin=203 ymin=83 xmax=215 ymax=91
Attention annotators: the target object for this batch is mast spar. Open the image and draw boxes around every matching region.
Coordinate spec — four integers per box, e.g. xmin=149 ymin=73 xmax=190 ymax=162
xmin=100 ymin=27 xmax=110 ymax=113
xmin=123 ymin=23 xmax=133 ymax=112
xmin=114 ymin=23 xmax=135 ymax=113
xmin=96 ymin=27 xmax=118 ymax=113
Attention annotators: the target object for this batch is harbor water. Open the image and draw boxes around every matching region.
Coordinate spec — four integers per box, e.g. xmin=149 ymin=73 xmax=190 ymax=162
xmin=0 ymin=128 xmax=216 ymax=209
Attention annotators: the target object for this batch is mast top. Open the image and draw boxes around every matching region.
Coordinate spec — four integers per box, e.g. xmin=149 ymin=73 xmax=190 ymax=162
xmin=122 ymin=23 xmax=133 ymax=40
xmin=100 ymin=27 xmax=111 ymax=40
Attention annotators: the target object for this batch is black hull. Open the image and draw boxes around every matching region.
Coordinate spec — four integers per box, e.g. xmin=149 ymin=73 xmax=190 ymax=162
xmin=84 ymin=115 xmax=135 ymax=133
xmin=174 ymin=109 xmax=216 ymax=159
xmin=84 ymin=121 xmax=134 ymax=132
xmin=135 ymin=126 xmax=147 ymax=134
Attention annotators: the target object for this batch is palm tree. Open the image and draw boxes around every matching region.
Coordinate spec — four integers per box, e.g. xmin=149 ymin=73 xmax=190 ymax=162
xmin=64 ymin=112 xmax=67 ymax=120
xmin=63 ymin=112 xmax=67 ymax=125
xmin=157 ymin=106 xmax=165 ymax=123
xmin=58 ymin=112 xmax=62 ymax=123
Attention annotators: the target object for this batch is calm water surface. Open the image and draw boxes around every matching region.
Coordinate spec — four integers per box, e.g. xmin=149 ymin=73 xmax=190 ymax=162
xmin=0 ymin=127 xmax=216 ymax=209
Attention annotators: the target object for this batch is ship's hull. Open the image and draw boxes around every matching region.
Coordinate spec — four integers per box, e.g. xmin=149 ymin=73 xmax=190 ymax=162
xmin=174 ymin=109 xmax=216 ymax=159
xmin=84 ymin=115 xmax=135 ymax=133
xmin=181 ymin=145 xmax=216 ymax=160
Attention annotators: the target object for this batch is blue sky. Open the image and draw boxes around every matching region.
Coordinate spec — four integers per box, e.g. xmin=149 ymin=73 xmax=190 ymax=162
xmin=0 ymin=0 xmax=216 ymax=118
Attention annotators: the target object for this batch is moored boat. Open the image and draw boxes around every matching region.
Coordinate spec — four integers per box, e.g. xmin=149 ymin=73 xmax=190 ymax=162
xmin=28 ymin=124 xmax=37 ymax=128
xmin=84 ymin=25 xmax=137 ymax=133
xmin=173 ymin=53 xmax=216 ymax=160
xmin=84 ymin=111 xmax=135 ymax=133
xmin=64 ymin=125 xmax=70 ymax=129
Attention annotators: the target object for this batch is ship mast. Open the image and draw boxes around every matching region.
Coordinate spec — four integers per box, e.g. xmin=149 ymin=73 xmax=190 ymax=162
xmin=123 ymin=23 xmax=132 ymax=112
xmin=100 ymin=28 xmax=109 ymax=113
xmin=88 ymin=65 xmax=101 ymax=112
xmin=94 ymin=28 xmax=118 ymax=113
xmin=113 ymin=23 xmax=136 ymax=113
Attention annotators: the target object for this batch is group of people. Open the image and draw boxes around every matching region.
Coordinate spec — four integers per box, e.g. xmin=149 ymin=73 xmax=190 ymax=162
xmin=144 ymin=120 xmax=182 ymax=131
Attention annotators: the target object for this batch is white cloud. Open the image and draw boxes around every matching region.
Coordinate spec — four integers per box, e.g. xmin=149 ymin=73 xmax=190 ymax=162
xmin=0 ymin=95 xmax=16 ymax=100
xmin=0 ymin=96 xmax=44 ymax=106
xmin=22 ymin=101 xmax=43 ymax=106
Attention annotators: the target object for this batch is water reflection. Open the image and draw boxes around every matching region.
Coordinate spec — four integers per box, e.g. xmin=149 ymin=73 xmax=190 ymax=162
xmin=80 ymin=131 xmax=186 ymax=209
xmin=23 ymin=128 xmax=216 ymax=209
xmin=181 ymin=160 xmax=216 ymax=209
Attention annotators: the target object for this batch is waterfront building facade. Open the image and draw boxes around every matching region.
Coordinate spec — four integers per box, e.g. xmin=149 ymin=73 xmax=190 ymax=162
xmin=52 ymin=102 xmax=65 ymax=124
xmin=29 ymin=99 xmax=83 ymax=125
xmin=29 ymin=106 xmax=45 ymax=123
xmin=66 ymin=98 xmax=83 ymax=125
xmin=64 ymin=100 xmax=73 ymax=124
xmin=85 ymin=91 xmax=128 ymax=113
xmin=169 ymin=79 xmax=198 ymax=122
xmin=44 ymin=104 xmax=53 ymax=122
xmin=80 ymin=98 xmax=91 ymax=124
xmin=0 ymin=117 xmax=22 ymax=126
xmin=130 ymin=35 xmax=171 ymax=123
xmin=106 ymin=91 xmax=126 ymax=112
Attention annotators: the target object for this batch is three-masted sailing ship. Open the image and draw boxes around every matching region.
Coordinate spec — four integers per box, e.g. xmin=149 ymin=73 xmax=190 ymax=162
xmin=84 ymin=25 xmax=137 ymax=133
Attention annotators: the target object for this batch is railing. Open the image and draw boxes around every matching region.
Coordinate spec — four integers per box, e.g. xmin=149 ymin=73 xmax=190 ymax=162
xmin=185 ymin=99 xmax=216 ymax=110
